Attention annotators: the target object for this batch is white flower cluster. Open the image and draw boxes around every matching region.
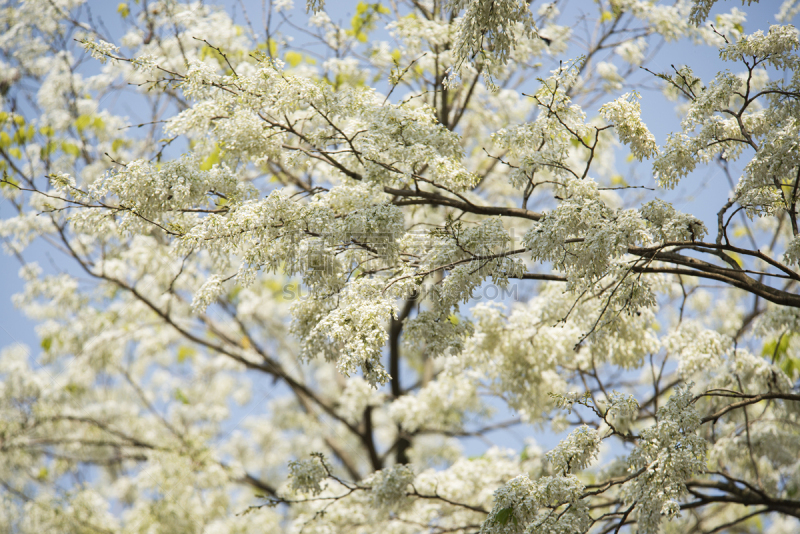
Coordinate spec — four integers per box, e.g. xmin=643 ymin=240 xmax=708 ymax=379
xmin=447 ymin=0 xmax=540 ymax=86
xmin=89 ymin=155 xmax=250 ymax=228
xmin=481 ymin=474 xmax=589 ymax=534
xmin=624 ymin=384 xmax=706 ymax=534
xmin=191 ymin=274 xmax=225 ymax=313
xmin=545 ymin=425 xmax=600 ymax=475
xmin=779 ymin=0 xmax=800 ymax=22
xmin=402 ymin=310 xmax=474 ymax=357
xmin=79 ymin=38 xmax=119 ymax=64
xmin=389 ymin=372 xmax=482 ymax=432
xmin=640 ymin=199 xmax=707 ymax=242
xmin=604 ymin=391 xmax=639 ymax=432
xmin=595 ymin=61 xmax=624 ymax=93
xmin=615 ymin=37 xmax=648 ymax=65
xmin=456 ymin=286 xmax=660 ymax=422
xmin=307 ymin=278 xmax=397 ymax=386
xmin=784 ymin=234 xmax=800 ymax=266
xmin=549 ymin=391 xmax=590 ymax=413
xmin=719 ymin=24 xmax=800 ymax=70
xmin=365 ymin=464 xmax=415 ymax=510
xmin=688 ymin=0 xmax=720 ymax=24
xmin=493 ymin=60 xmax=591 ymax=189
xmin=288 ymin=454 xmax=330 ymax=496
xmin=665 ymin=321 xmax=732 ymax=377
xmin=599 ymin=92 xmax=658 ymax=161
xmin=523 ymin=176 xmax=651 ymax=285
xmin=738 ymin=117 xmax=799 ymax=217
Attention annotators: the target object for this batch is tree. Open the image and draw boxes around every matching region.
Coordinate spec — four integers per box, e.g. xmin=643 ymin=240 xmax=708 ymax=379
xmin=1 ymin=0 xmax=799 ymax=531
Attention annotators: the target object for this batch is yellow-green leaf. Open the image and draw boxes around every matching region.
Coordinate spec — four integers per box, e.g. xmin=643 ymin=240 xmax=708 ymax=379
xmin=285 ymin=50 xmax=302 ymax=67
xmin=62 ymin=142 xmax=81 ymax=157
xmin=117 ymin=2 xmax=130 ymax=18
xmin=200 ymin=145 xmax=221 ymax=170
xmin=762 ymin=333 xmax=793 ymax=360
xmin=75 ymin=115 xmax=92 ymax=132
xmin=177 ymin=346 xmax=196 ymax=363
xmin=267 ymin=38 xmax=278 ymax=57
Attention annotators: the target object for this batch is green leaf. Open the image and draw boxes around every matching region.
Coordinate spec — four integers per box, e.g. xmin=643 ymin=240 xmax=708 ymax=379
xmin=65 ymin=383 xmax=84 ymax=394
xmin=762 ymin=333 xmax=798 ymax=378
xmin=494 ymin=507 xmax=514 ymax=525
xmin=112 ymin=138 xmax=125 ymax=153
xmin=41 ymin=337 xmax=52 ymax=351
xmin=782 ymin=357 xmax=800 ymax=379
xmin=117 ymin=2 xmax=130 ymax=18
xmin=174 ymin=388 xmax=190 ymax=405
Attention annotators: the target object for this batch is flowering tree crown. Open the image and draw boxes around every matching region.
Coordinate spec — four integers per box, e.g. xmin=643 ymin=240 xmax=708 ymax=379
xmin=1 ymin=0 xmax=800 ymax=533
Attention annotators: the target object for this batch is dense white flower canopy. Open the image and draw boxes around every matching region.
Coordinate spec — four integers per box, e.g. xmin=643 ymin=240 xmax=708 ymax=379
xmin=1 ymin=0 xmax=800 ymax=532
